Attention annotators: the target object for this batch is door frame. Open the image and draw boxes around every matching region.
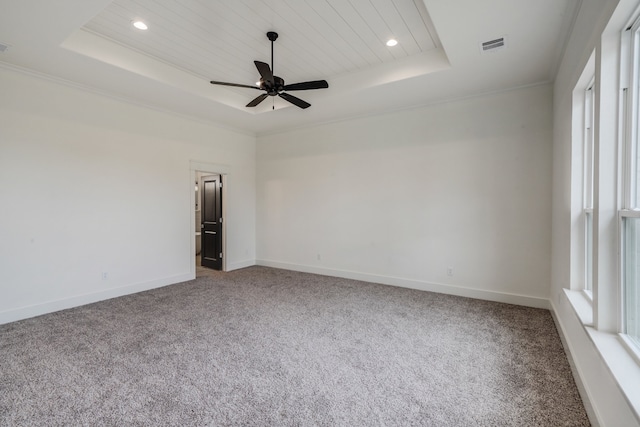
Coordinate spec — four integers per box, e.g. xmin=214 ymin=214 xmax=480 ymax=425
xmin=190 ymin=161 xmax=229 ymax=276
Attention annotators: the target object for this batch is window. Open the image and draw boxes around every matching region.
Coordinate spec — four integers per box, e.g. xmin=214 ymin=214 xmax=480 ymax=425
xmin=584 ymin=81 xmax=595 ymax=294
xmin=623 ymin=217 xmax=640 ymax=347
xmin=564 ymin=2 xmax=640 ymax=421
xmin=621 ymin=18 xmax=640 ymax=350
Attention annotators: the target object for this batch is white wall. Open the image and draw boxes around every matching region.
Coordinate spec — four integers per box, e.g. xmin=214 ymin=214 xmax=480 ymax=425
xmin=551 ymin=0 xmax=640 ymax=425
xmin=0 ymin=66 xmax=256 ymax=324
xmin=257 ymin=84 xmax=552 ymax=307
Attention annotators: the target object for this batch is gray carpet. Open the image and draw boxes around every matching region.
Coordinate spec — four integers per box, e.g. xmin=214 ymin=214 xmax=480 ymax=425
xmin=0 ymin=266 xmax=589 ymax=426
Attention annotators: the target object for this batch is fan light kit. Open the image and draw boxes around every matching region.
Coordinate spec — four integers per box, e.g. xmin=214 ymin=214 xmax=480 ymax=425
xmin=210 ymin=31 xmax=329 ymax=110
xmin=132 ymin=21 xmax=148 ymax=30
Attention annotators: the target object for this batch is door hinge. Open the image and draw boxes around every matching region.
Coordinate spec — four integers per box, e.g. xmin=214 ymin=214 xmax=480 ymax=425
xmin=219 ymin=252 xmax=223 ymax=259
xmin=220 ymin=182 xmax=223 ymax=188
xmin=220 ymin=217 xmax=223 ymax=223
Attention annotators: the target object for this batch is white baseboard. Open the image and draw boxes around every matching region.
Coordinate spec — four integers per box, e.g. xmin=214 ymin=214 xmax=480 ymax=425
xmin=0 ymin=260 xmax=548 ymax=325
xmin=227 ymin=259 xmax=256 ymax=271
xmin=256 ymin=259 xmax=549 ymax=309
xmin=0 ymin=273 xmax=193 ymax=325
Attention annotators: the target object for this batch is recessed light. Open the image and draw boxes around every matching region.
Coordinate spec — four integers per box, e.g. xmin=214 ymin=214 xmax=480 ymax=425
xmin=132 ymin=21 xmax=148 ymax=30
xmin=386 ymin=39 xmax=398 ymax=47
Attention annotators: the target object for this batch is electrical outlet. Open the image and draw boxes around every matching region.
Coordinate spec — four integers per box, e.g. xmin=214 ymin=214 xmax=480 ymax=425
xmin=102 ymin=272 xmax=108 ymax=280
xmin=447 ymin=267 xmax=453 ymax=277
xmin=317 ymin=254 xmax=321 ymax=261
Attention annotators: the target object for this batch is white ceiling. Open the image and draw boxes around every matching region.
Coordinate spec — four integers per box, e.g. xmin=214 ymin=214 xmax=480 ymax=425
xmin=0 ymin=0 xmax=579 ymax=135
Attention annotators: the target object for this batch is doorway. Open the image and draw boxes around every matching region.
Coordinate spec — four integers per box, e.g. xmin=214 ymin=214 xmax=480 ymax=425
xmin=192 ymin=163 xmax=227 ymax=277
xmin=200 ymin=174 xmax=222 ymax=270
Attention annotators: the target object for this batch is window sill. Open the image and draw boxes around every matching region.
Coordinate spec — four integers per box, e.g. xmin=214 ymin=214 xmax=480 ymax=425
xmin=620 ymin=334 xmax=640 ymax=366
xmin=564 ymin=289 xmax=640 ymax=422
xmin=563 ymin=288 xmax=593 ymax=326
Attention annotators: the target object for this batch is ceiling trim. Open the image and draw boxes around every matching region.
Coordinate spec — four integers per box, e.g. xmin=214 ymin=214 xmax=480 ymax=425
xmin=0 ymin=60 xmax=257 ymax=137
xmin=62 ymin=28 xmax=261 ymax=113
xmin=61 ymin=27 xmax=451 ymax=116
xmin=548 ymin=0 xmax=583 ymax=81
xmin=257 ymin=80 xmax=553 ymax=138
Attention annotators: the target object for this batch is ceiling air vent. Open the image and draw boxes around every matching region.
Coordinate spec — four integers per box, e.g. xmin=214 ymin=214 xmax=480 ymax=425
xmin=0 ymin=43 xmax=9 ymax=53
xmin=480 ymin=37 xmax=506 ymax=53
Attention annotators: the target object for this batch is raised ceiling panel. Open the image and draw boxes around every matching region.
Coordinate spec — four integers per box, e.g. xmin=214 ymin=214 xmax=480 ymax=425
xmin=83 ymin=0 xmax=441 ymax=90
xmin=0 ymin=0 xmax=583 ymax=133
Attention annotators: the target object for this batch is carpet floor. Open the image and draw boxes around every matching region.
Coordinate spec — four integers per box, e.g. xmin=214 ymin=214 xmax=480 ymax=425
xmin=0 ymin=266 xmax=589 ymax=426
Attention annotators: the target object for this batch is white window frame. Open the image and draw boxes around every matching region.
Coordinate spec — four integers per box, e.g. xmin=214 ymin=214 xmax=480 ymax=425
xmin=584 ymin=78 xmax=595 ymax=295
xmin=619 ymin=15 xmax=640 ymax=359
xmin=570 ymin=51 xmax=596 ymax=298
xmin=564 ymin=3 xmax=640 ymax=422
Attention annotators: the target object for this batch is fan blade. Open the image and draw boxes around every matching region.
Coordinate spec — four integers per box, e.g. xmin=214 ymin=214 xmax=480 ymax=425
xmin=210 ymin=80 xmax=261 ymax=90
xmin=254 ymin=61 xmax=274 ymax=85
xmin=246 ymin=93 xmax=269 ymax=107
xmin=279 ymin=92 xmax=311 ymax=109
xmin=282 ymin=80 xmax=329 ymax=91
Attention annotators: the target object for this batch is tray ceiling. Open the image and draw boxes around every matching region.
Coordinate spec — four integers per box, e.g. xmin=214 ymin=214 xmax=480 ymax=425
xmin=0 ymin=0 xmax=580 ymax=134
xmin=84 ymin=0 xmax=441 ymax=87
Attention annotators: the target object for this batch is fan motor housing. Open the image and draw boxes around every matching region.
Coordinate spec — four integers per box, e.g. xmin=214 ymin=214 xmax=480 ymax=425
xmin=261 ymin=76 xmax=285 ymax=95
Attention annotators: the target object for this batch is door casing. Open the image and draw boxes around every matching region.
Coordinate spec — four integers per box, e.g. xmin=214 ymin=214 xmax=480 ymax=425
xmin=190 ymin=161 xmax=228 ymax=276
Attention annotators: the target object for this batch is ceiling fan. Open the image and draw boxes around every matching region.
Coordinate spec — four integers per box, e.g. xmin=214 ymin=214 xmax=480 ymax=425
xmin=210 ymin=32 xmax=329 ymax=109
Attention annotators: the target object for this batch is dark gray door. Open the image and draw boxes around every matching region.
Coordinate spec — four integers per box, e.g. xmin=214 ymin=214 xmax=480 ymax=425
xmin=201 ymin=175 xmax=222 ymax=270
